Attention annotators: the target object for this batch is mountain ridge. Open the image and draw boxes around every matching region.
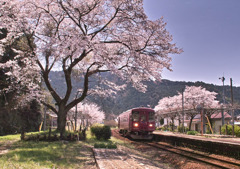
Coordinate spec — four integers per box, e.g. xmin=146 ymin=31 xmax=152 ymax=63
xmin=49 ymin=71 xmax=240 ymax=116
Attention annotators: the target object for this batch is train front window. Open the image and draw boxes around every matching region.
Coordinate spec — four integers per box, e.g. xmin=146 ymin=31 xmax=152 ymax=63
xmin=149 ymin=112 xmax=155 ymax=122
xmin=140 ymin=114 xmax=147 ymax=122
xmin=132 ymin=111 xmax=139 ymax=122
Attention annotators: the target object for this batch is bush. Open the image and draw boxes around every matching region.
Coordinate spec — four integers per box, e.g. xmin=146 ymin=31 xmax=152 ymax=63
xmin=221 ymin=124 xmax=240 ymax=137
xmin=156 ymin=127 xmax=163 ymax=131
xmin=94 ymin=142 xmax=117 ymax=149
xmin=107 ymin=143 xmax=117 ymax=149
xmin=161 ymin=125 xmax=170 ymax=131
xmin=187 ymin=131 xmax=198 ymax=135
xmin=23 ymin=129 xmax=86 ymax=141
xmin=235 ymin=125 xmax=240 ymax=137
xmin=90 ymin=125 xmax=111 ymax=140
xmin=177 ymin=126 xmax=189 ymax=133
xmin=94 ymin=143 xmax=106 ymax=148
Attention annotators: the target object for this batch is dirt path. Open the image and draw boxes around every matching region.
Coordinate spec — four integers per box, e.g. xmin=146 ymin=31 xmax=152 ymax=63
xmin=93 ymin=146 xmax=170 ymax=169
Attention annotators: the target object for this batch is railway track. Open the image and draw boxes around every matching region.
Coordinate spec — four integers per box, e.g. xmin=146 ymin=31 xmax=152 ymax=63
xmin=112 ymin=130 xmax=240 ymax=169
xmin=146 ymin=142 xmax=240 ymax=169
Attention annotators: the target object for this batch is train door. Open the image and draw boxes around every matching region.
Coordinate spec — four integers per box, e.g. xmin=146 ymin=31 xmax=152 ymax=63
xmin=139 ymin=111 xmax=148 ymax=130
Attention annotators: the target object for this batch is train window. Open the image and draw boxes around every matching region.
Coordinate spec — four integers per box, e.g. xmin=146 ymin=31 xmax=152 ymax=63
xmin=149 ymin=112 xmax=155 ymax=122
xmin=140 ymin=114 xmax=147 ymax=122
xmin=132 ymin=111 xmax=139 ymax=122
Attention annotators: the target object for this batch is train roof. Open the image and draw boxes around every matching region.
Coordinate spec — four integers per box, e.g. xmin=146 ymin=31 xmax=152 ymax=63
xmin=118 ymin=107 xmax=155 ymax=117
xmin=131 ymin=107 xmax=155 ymax=111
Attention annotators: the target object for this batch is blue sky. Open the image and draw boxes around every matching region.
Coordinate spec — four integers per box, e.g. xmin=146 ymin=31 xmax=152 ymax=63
xmin=143 ymin=0 xmax=240 ymax=86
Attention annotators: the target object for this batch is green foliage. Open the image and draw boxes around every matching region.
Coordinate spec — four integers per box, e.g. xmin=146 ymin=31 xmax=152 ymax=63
xmin=235 ymin=126 xmax=240 ymax=137
xmin=221 ymin=124 xmax=240 ymax=137
xmin=0 ymin=100 xmax=42 ymax=136
xmin=221 ymin=124 xmax=232 ymax=135
xmin=187 ymin=131 xmax=199 ymax=135
xmin=94 ymin=143 xmax=106 ymax=148
xmin=0 ymin=29 xmax=41 ymax=136
xmin=22 ymin=129 xmax=87 ymax=141
xmin=160 ymin=118 xmax=164 ymax=125
xmin=94 ymin=142 xmax=117 ymax=149
xmin=177 ymin=126 xmax=189 ymax=133
xmin=90 ymin=124 xmax=111 ymax=140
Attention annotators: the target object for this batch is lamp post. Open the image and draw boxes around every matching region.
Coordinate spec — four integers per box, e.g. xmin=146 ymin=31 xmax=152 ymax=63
xmin=219 ymin=76 xmax=225 ymax=126
xmin=230 ymin=78 xmax=234 ymax=136
xmin=75 ymin=91 xmax=80 ymax=131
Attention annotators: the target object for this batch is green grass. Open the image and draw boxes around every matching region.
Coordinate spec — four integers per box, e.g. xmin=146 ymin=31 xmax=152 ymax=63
xmin=0 ymin=129 xmax=134 ymax=168
xmin=0 ymin=134 xmax=21 ymax=141
xmin=0 ymin=132 xmax=95 ymax=169
xmin=0 ymin=140 xmax=94 ymax=169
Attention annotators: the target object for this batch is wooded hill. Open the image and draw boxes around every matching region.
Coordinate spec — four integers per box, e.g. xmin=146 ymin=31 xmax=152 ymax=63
xmin=49 ymin=71 xmax=240 ymax=116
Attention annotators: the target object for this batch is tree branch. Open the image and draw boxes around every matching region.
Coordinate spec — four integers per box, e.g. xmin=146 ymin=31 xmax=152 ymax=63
xmin=42 ymin=70 xmax=61 ymax=103
xmin=90 ymin=7 xmax=119 ymax=39
xmin=58 ymin=1 xmax=86 ymax=35
xmin=41 ymin=100 xmax=58 ymax=114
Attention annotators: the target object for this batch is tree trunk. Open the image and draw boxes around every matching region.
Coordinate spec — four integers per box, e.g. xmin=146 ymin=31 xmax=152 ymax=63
xmin=189 ymin=116 xmax=193 ymax=131
xmin=171 ymin=117 xmax=174 ymax=131
xmin=57 ymin=107 xmax=67 ymax=137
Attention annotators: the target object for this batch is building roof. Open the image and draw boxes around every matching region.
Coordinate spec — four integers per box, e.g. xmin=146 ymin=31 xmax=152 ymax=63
xmin=211 ymin=112 xmax=231 ymax=119
xmin=185 ymin=112 xmax=231 ymax=123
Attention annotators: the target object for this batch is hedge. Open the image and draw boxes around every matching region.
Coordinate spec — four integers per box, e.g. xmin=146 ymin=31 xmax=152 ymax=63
xmin=90 ymin=125 xmax=111 ymax=140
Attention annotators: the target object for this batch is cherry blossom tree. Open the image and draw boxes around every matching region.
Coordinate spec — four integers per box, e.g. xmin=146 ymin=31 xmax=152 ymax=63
xmin=0 ymin=0 xmax=182 ymax=134
xmin=154 ymin=95 xmax=182 ymax=130
xmin=155 ymin=86 xmax=219 ymax=131
xmin=184 ymin=86 xmax=219 ymax=130
xmin=0 ymin=29 xmax=42 ymax=108
xmin=69 ymin=102 xmax=105 ymax=129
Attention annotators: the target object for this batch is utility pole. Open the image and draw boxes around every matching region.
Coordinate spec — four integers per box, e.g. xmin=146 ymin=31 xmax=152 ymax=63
xmin=219 ymin=76 xmax=225 ymax=126
xmin=230 ymin=78 xmax=234 ymax=136
xmin=182 ymin=89 xmax=185 ymax=133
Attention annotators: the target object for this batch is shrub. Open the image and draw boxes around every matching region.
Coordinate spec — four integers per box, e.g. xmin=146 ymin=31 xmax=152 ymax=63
xmin=156 ymin=127 xmax=163 ymax=131
xmin=23 ymin=130 xmax=85 ymax=141
xmin=187 ymin=131 xmax=198 ymax=135
xmin=221 ymin=124 xmax=240 ymax=137
xmin=177 ymin=126 xmax=189 ymax=133
xmin=90 ymin=125 xmax=111 ymax=140
xmin=221 ymin=124 xmax=233 ymax=135
xmin=94 ymin=143 xmax=106 ymax=148
xmin=162 ymin=125 xmax=170 ymax=131
xmin=235 ymin=125 xmax=240 ymax=137
xmin=94 ymin=142 xmax=117 ymax=149
xmin=107 ymin=143 xmax=117 ymax=149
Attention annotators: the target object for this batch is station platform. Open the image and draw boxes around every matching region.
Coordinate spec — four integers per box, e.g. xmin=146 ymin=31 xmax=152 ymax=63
xmin=153 ymin=130 xmax=240 ymax=145
xmin=153 ymin=131 xmax=240 ymax=159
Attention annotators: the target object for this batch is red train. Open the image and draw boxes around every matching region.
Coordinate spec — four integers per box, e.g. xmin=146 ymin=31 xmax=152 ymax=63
xmin=118 ymin=107 xmax=155 ymax=140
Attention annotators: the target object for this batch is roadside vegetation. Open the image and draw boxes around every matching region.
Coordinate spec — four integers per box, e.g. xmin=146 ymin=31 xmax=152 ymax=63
xmin=0 ymin=127 xmax=133 ymax=169
xmin=0 ymin=133 xmax=94 ymax=169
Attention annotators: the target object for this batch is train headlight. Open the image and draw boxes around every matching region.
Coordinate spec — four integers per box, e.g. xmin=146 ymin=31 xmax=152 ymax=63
xmin=133 ymin=123 xmax=139 ymax=127
xmin=149 ymin=124 xmax=153 ymax=127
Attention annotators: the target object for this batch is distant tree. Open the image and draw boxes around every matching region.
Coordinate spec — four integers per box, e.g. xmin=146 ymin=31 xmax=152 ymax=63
xmin=69 ymin=102 xmax=105 ymax=129
xmin=155 ymin=86 xmax=219 ymax=131
xmin=184 ymin=86 xmax=219 ymax=130
xmin=0 ymin=0 xmax=182 ymax=134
